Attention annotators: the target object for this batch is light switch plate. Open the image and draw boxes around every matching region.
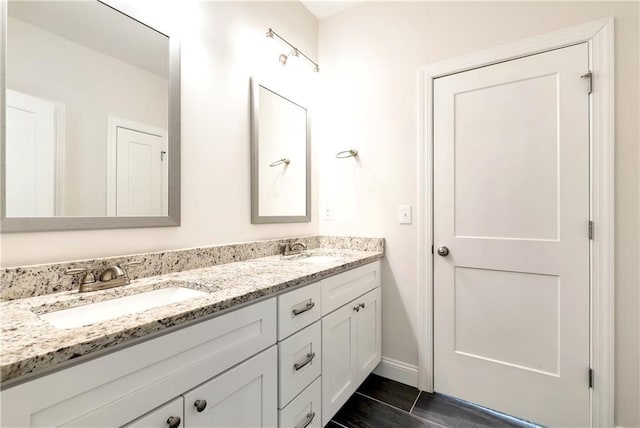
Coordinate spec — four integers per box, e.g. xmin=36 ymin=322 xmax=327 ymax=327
xmin=399 ymin=205 xmax=412 ymax=224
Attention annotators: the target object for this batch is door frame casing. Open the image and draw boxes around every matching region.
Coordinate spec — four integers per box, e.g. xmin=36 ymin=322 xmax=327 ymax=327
xmin=418 ymin=19 xmax=614 ymax=427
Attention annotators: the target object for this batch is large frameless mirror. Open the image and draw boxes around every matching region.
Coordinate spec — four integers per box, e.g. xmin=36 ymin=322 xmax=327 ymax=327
xmin=1 ymin=0 xmax=180 ymax=232
xmin=251 ymin=77 xmax=310 ymax=224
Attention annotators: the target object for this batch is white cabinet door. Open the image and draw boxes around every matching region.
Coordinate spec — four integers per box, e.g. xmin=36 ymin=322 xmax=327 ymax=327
xmin=321 ymin=302 xmax=358 ymax=426
xmin=355 ymin=287 xmax=381 ymax=384
xmin=183 ymin=346 xmax=277 ymax=428
xmin=125 ymin=397 xmax=184 ymax=428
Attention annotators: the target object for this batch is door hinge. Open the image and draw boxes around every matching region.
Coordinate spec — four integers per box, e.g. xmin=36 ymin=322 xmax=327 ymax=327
xmin=161 ymin=150 xmax=167 ymax=161
xmin=588 ymin=220 xmax=594 ymax=240
xmin=581 ymin=71 xmax=593 ymax=94
xmin=431 ymin=245 xmax=434 ymax=254
xmin=588 ymin=368 xmax=593 ymax=388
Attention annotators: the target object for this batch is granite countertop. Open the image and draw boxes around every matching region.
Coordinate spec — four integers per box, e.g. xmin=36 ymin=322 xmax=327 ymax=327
xmin=0 ymin=248 xmax=382 ymax=385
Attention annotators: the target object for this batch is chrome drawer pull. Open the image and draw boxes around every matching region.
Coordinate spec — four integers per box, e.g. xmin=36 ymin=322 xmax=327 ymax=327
xmin=293 ymin=352 xmax=316 ymax=371
xmin=296 ymin=411 xmax=316 ymax=428
xmin=292 ymin=301 xmax=315 ymax=316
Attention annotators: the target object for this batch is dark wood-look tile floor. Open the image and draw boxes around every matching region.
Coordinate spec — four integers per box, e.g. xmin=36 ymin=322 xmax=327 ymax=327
xmin=329 ymin=374 xmax=539 ymax=428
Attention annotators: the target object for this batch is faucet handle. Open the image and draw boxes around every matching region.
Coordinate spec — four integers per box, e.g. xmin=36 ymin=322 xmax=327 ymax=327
xmin=122 ymin=261 xmax=142 ymax=268
xmin=64 ymin=267 xmax=96 ymax=285
xmin=279 ymin=243 xmax=288 ymax=256
xmin=120 ymin=261 xmax=142 ymax=280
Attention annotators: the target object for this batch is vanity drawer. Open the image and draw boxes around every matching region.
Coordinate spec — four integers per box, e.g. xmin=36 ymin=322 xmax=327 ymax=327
xmin=278 ymin=321 xmax=321 ymax=408
xmin=278 ymin=281 xmax=322 ymax=340
xmin=279 ymin=377 xmax=321 ymax=428
xmin=321 ymin=261 xmax=381 ymax=315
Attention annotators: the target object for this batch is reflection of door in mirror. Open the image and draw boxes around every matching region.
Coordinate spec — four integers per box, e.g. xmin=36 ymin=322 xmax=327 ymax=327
xmin=258 ymin=87 xmax=307 ymax=217
xmin=5 ymin=90 xmax=65 ymax=217
xmin=107 ymin=119 xmax=168 ymax=217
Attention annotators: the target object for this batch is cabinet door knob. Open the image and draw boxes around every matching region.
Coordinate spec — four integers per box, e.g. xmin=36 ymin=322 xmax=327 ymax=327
xmin=359 ymin=302 xmax=365 ymax=309
xmin=194 ymin=399 xmax=207 ymax=412
xmin=166 ymin=416 xmax=181 ymax=428
xmin=353 ymin=306 xmax=360 ymax=312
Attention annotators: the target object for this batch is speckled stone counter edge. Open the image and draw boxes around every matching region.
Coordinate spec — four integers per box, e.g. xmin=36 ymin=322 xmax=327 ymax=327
xmin=0 ymin=236 xmax=384 ymax=301
xmin=0 ymin=248 xmax=383 ymax=384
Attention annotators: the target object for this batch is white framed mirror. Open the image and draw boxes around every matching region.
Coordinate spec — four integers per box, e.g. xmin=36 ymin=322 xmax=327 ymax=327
xmin=1 ymin=0 xmax=181 ymax=232
xmin=250 ymin=77 xmax=311 ymax=224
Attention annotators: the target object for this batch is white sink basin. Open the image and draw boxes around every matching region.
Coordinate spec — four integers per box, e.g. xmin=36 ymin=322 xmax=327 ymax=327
xmin=297 ymin=255 xmax=344 ymax=264
xmin=39 ymin=287 xmax=208 ymax=329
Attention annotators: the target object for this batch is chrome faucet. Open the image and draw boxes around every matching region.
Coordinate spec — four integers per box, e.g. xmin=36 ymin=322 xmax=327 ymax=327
xmin=290 ymin=241 xmax=307 ymax=253
xmin=279 ymin=241 xmax=307 ymax=256
xmin=65 ymin=261 xmax=141 ymax=293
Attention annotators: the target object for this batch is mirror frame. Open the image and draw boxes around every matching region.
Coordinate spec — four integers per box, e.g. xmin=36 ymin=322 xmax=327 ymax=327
xmin=250 ymin=77 xmax=311 ymax=224
xmin=0 ymin=0 xmax=181 ymax=233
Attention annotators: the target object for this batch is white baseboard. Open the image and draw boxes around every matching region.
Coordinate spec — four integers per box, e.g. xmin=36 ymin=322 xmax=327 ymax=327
xmin=373 ymin=357 xmax=419 ymax=388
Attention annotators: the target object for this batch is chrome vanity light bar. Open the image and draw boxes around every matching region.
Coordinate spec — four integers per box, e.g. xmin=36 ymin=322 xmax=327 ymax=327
xmin=266 ymin=28 xmax=320 ymax=72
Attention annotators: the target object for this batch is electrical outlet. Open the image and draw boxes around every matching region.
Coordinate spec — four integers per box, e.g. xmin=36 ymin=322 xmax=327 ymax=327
xmin=322 ymin=205 xmax=334 ymax=220
xmin=399 ymin=205 xmax=412 ymax=224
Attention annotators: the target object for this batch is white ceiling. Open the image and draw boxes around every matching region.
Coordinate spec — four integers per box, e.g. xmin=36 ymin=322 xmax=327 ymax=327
xmin=300 ymin=1 xmax=364 ymax=20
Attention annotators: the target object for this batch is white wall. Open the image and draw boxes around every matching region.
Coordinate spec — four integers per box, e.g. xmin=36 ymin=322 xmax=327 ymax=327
xmin=316 ymin=2 xmax=639 ymax=426
xmin=7 ymin=17 xmax=168 ymax=216
xmin=0 ymin=1 xmax=319 ymax=266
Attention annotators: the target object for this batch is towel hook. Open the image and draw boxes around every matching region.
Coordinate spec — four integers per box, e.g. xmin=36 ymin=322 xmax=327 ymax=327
xmin=269 ymin=158 xmax=290 ymax=167
xmin=336 ymin=149 xmax=358 ymax=159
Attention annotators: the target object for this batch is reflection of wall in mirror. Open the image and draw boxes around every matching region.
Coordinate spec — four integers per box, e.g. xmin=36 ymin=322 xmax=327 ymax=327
xmin=6 ymin=17 xmax=168 ymax=217
xmin=258 ymin=87 xmax=307 ymax=217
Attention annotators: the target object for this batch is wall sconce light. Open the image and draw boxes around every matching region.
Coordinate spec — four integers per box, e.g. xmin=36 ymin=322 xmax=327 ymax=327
xmin=266 ymin=28 xmax=320 ymax=72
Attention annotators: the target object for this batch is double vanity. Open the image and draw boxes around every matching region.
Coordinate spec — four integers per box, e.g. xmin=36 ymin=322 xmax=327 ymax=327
xmin=0 ymin=2 xmax=377 ymax=426
xmin=0 ymin=237 xmax=383 ymax=428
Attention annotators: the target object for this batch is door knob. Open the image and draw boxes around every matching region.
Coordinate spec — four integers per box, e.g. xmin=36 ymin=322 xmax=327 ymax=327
xmin=437 ymin=246 xmax=450 ymax=257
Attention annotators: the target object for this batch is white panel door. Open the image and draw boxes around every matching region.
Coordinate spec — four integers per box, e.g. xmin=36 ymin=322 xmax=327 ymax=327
xmin=182 ymin=346 xmax=277 ymax=428
xmin=116 ymin=127 xmax=164 ymax=216
xmin=433 ymin=43 xmax=590 ymax=426
xmin=5 ymin=90 xmax=56 ymax=217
